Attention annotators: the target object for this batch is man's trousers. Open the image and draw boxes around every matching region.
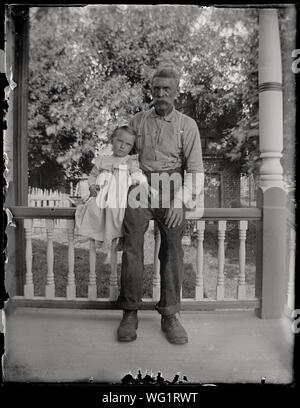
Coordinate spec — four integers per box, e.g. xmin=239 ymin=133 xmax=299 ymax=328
xmin=117 ymin=204 xmax=186 ymax=315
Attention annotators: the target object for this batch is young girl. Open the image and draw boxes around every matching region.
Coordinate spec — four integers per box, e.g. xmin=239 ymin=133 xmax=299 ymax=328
xmin=75 ymin=125 xmax=147 ymax=243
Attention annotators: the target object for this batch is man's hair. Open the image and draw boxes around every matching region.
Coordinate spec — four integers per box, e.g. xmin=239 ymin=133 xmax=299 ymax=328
xmin=151 ymin=66 xmax=180 ymax=87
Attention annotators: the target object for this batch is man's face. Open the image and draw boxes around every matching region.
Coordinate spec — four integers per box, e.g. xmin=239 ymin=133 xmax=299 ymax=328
xmin=151 ymin=76 xmax=177 ymax=115
xmin=112 ymin=130 xmax=135 ymax=157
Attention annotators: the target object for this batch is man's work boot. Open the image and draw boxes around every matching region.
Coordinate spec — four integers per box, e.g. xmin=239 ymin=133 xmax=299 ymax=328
xmin=161 ymin=314 xmax=188 ymax=345
xmin=117 ymin=310 xmax=138 ymax=342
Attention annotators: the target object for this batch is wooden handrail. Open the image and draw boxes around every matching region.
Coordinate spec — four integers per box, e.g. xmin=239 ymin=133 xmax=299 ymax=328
xmin=7 ymin=206 xmax=262 ymax=220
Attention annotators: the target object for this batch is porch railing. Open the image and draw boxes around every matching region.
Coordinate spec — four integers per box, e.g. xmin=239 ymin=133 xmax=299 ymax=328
xmin=6 ymin=206 xmax=263 ymax=311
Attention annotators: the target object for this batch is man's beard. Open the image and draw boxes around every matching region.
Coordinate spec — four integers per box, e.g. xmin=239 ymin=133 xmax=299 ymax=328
xmin=154 ymin=99 xmax=173 ymax=115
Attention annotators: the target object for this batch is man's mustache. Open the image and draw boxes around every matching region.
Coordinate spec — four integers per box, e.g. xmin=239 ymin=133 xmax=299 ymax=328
xmin=149 ymin=99 xmax=172 ymax=108
xmin=153 ymin=98 xmax=169 ymax=104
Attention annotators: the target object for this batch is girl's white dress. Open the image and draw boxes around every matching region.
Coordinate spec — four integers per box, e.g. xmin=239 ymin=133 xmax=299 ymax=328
xmin=75 ymin=154 xmax=146 ymax=242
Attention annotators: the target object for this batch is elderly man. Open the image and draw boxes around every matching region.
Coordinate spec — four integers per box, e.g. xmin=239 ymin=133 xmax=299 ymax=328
xmin=117 ymin=65 xmax=204 ymax=345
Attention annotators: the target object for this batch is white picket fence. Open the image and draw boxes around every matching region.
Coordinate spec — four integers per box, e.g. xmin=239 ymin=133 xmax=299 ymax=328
xmin=70 ymin=178 xmax=89 ymax=199
xmin=28 ymin=187 xmax=71 ymax=230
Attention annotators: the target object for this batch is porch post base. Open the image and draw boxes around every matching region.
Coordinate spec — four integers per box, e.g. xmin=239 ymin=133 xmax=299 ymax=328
xmin=24 ymin=284 xmax=34 ymax=298
xmin=66 ymin=285 xmax=76 ymax=299
xmin=45 ymin=285 xmax=55 ymax=299
xmin=237 ymin=285 xmax=246 ymax=300
xmin=256 ymin=186 xmax=286 ymax=318
xmin=152 ymin=285 xmax=160 ymax=302
xmin=216 ymin=286 xmax=224 ymax=300
xmin=88 ymin=285 xmax=97 ymax=300
xmin=195 ymin=285 xmax=204 ymax=300
xmin=109 ymin=286 xmax=119 ymax=301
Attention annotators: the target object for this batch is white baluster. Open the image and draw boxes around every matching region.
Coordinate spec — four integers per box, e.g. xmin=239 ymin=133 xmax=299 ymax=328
xmin=66 ymin=220 xmax=76 ymax=299
xmin=24 ymin=219 xmax=34 ymax=298
xmin=75 ymin=183 xmax=79 ymax=197
xmin=45 ymin=219 xmax=55 ymax=298
xmin=287 ymin=226 xmax=295 ymax=309
xmin=195 ymin=221 xmax=205 ymax=300
xmin=152 ymin=221 xmax=161 ymax=301
xmin=216 ymin=221 xmax=226 ymax=300
xmin=109 ymin=238 xmax=119 ymax=300
xmin=88 ymin=238 xmax=97 ymax=299
xmin=237 ymin=220 xmax=248 ymax=299
xmin=42 ymin=190 xmax=46 ymax=207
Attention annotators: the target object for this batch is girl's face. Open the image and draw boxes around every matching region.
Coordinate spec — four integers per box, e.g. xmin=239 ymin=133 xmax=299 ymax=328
xmin=112 ymin=130 xmax=135 ymax=157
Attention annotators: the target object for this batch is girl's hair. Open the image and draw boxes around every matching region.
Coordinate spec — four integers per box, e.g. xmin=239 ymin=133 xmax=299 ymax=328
xmin=111 ymin=125 xmax=137 ymax=140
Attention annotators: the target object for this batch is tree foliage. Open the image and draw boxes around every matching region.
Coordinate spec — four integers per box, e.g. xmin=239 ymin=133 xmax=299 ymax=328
xmin=28 ymin=5 xmax=295 ymax=189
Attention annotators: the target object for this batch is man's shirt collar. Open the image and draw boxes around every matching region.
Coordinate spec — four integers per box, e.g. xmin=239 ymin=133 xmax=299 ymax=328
xmin=150 ymin=107 xmax=176 ymax=122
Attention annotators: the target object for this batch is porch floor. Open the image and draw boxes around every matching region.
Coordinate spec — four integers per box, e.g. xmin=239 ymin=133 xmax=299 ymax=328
xmin=2 ymin=307 xmax=294 ymax=384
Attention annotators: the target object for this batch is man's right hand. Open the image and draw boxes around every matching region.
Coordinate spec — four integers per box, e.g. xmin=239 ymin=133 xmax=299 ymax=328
xmin=89 ymin=184 xmax=100 ymax=197
xmin=165 ymin=200 xmax=184 ymax=228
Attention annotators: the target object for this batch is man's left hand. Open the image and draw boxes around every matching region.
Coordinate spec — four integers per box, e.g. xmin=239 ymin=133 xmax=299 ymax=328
xmin=165 ymin=200 xmax=184 ymax=228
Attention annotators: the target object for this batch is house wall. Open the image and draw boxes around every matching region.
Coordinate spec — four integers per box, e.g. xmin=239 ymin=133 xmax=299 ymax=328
xmin=203 ymin=157 xmax=241 ymax=208
xmin=222 ymin=165 xmax=241 ymax=207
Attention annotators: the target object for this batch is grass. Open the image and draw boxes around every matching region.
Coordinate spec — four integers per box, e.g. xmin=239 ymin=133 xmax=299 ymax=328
xmin=31 ymin=221 xmax=256 ymax=300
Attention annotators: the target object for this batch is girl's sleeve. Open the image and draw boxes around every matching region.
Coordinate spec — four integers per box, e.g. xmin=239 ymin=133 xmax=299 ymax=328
xmin=88 ymin=157 xmax=102 ymax=186
xmin=128 ymin=155 xmax=142 ymax=175
xmin=129 ymin=155 xmax=148 ymax=185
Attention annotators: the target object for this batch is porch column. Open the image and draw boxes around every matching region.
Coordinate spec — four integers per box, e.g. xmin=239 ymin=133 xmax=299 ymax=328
xmin=4 ymin=6 xmax=29 ymax=295
xmin=256 ymin=9 xmax=287 ymax=318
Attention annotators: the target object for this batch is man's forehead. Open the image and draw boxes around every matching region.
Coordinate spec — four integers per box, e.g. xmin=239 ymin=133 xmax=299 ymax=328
xmin=152 ymin=76 xmax=177 ymax=87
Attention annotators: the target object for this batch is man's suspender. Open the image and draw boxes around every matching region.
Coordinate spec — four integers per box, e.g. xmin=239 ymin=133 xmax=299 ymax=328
xmin=177 ymin=111 xmax=184 ymax=149
xmin=136 ymin=110 xmax=151 ymax=152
